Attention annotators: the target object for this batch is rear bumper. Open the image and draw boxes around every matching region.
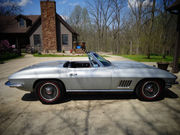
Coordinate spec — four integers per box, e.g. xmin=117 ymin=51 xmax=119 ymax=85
xmin=5 ymin=81 xmax=23 ymax=88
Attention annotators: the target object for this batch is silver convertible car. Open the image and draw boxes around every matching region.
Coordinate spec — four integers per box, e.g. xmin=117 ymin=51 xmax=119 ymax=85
xmin=5 ymin=52 xmax=178 ymax=104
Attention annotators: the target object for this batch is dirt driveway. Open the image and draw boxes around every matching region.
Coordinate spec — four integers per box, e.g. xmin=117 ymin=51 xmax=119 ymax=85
xmin=0 ymin=55 xmax=180 ymax=135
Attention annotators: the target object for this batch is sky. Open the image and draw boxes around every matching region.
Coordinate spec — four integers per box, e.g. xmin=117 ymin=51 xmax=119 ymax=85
xmin=0 ymin=0 xmax=87 ymax=16
xmin=22 ymin=0 xmax=86 ymax=16
xmin=0 ymin=0 xmax=166 ymax=18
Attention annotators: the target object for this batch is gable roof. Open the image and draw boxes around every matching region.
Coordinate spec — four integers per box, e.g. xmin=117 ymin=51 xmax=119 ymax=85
xmin=0 ymin=15 xmax=40 ymax=34
xmin=15 ymin=14 xmax=33 ymax=21
xmin=0 ymin=14 xmax=78 ymax=35
xmin=56 ymin=14 xmax=78 ymax=35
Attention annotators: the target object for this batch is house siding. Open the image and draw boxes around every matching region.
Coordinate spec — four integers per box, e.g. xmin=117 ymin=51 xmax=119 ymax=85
xmin=60 ymin=22 xmax=72 ymax=51
xmin=30 ymin=25 xmax=43 ymax=51
xmin=29 ymin=21 xmax=74 ymax=52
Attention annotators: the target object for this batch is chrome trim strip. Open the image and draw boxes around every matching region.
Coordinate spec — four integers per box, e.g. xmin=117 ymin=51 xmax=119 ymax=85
xmin=117 ymin=87 xmax=130 ymax=89
xmin=5 ymin=81 xmax=23 ymax=88
xmin=66 ymin=89 xmax=134 ymax=92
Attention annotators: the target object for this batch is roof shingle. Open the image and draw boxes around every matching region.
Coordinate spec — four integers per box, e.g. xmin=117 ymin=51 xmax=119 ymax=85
xmin=0 ymin=14 xmax=78 ymax=35
xmin=0 ymin=15 xmax=40 ymax=33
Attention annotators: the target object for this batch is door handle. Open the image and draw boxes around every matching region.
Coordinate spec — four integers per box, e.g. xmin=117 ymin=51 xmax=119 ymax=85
xmin=69 ymin=73 xmax=77 ymax=76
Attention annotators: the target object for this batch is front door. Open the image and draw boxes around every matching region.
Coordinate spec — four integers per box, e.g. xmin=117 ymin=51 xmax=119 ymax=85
xmin=66 ymin=67 xmax=112 ymax=90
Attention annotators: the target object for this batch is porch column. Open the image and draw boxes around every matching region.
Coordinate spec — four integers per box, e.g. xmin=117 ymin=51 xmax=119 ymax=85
xmin=16 ymin=38 xmax=21 ymax=56
xmin=172 ymin=14 xmax=180 ymax=73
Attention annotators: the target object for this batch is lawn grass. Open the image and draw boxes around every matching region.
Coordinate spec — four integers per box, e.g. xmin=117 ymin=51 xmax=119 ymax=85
xmin=0 ymin=53 xmax=24 ymax=64
xmin=121 ymin=55 xmax=173 ymax=62
xmin=33 ymin=53 xmax=109 ymax=57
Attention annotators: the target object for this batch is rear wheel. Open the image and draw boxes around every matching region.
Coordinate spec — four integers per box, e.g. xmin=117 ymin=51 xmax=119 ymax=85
xmin=35 ymin=80 xmax=65 ymax=104
xmin=136 ymin=79 xmax=163 ymax=101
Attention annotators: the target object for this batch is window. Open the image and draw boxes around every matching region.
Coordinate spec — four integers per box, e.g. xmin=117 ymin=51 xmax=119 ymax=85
xmin=33 ymin=34 xmax=41 ymax=45
xmin=62 ymin=34 xmax=68 ymax=45
xmin=93 ymin=53 xmax=111 ymax=67
xmin=19 ymin=18 xmax=25 ymax=27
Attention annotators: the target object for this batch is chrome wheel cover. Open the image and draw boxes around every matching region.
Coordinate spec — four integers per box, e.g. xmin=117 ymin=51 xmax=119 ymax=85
xmin=142 ymin=81 xmax=160 ymax=98
xmin=40 ymin=83 xmax=59 ymax=101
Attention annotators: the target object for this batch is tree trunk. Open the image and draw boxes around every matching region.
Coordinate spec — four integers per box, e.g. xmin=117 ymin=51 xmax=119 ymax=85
xmin=147 ymin=52 xmax=150 ymax=59
xmin=172 ymin=14 xmax=180 ymax=73
xmin=130 ymin=41 xmax=132 ymax=55
xmin=146 ymin=0 xmax=155 ymax=59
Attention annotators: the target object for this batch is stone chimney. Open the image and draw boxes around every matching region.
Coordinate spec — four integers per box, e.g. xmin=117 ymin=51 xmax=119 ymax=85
xmin=40 ymin=0 xmax=57 ymax=53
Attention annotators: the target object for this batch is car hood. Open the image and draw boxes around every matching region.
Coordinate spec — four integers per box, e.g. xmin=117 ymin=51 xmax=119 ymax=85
xmin=111 ymin=61 xmax=156 ymax=69
xmin=111 ymin=61 xmax=177 ymax=79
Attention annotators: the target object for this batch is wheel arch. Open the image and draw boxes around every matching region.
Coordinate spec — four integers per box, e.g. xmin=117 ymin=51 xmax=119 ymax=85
xmin=33 ymin=79 xmax=66 ymax=92
xmin=134 ymin=78 xmax=165 ymax=91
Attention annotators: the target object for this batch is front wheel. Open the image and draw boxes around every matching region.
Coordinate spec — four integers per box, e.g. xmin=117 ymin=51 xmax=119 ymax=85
xmin=35 ymin=80 xmax=65 ymax=104
xmin=136 ymin=79 xmax=164 ymax=101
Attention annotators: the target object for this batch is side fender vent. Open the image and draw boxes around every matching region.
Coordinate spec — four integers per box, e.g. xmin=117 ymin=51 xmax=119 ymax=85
xmin=118 ymin=80 xmax=132 ymax=88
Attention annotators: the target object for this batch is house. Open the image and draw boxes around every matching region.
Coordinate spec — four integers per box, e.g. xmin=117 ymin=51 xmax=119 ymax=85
xmin=0 ymin=1 xmax=78 ymax=53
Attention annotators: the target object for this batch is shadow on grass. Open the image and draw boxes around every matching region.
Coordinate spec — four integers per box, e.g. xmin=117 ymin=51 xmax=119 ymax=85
xmin=21 ymin=89 xmax=178 ymax=103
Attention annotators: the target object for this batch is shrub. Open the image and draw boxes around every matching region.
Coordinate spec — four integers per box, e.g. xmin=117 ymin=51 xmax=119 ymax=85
xmin=0 ymin=52 xmax=19 ymax=60
xmin=0 ymin=40 xmax=13 ymax=53
xmin=0 ymin=40 xmax=21 ymax=63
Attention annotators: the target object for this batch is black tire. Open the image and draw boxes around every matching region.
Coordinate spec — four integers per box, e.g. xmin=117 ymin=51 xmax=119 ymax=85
xmin=35 ymin=80 xmax=65 ymax=104
xmin=136 ymin=79 xmax=164 ymax=101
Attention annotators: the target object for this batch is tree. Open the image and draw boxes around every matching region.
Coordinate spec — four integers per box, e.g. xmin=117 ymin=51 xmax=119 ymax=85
xmin=68 ymin=5 xmax=92 ymax=49
xmin=68 ymin=0 xmax=177 ymax=57
xmin=160 ymin=0 xmax=174 ymax=58
xmin=80 ymin=8 xmax=91 ymax=42
xmin=128 ymin=0 xmax=145 ymax=54
xmin=81 ymin=8 xmax=91 ymax=28
xmin=68 ymin=5 xmax=82 ymax=28
xmin=0 ymin=0 xmax=22 ymax=16
xmin=88 ymin=0 xmax=114 ymax=51
xmin=111 ymin=0 xmax=125 ymax=54
xmin=145 ymin=0 xmax=156 ymax=59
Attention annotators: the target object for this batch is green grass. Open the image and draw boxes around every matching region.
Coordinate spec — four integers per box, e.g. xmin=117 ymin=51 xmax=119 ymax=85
xmin=0 ymin=52 xmax=24 ymax=63
xmin=120 ymin=55 xmax=173 ymax=62
xmin=33 ymin=53 xmax=109 ymax=57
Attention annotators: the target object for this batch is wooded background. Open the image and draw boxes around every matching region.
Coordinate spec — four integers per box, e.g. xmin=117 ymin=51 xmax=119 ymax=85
xmin=0 ymin=0 xmax=177 ymax=58
xmin=67 ymin=0 xmax=177 ymax=58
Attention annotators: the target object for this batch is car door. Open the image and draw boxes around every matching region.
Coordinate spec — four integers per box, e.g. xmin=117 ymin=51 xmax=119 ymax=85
xmin=66 ymin=67 xmax=112 ymax=90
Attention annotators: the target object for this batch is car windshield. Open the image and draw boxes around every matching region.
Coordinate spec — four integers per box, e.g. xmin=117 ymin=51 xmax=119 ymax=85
xmin=93 ymin=53 xmax=111 ymax=67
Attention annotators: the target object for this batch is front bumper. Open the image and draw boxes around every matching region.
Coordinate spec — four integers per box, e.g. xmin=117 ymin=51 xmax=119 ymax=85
xmin=165 ymin=81 xmax=179 ymax=88
xmin=5 ymin=81 xmax=23 ymax=88
xmin=175 ymin=81 xmax=179 ymax=84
